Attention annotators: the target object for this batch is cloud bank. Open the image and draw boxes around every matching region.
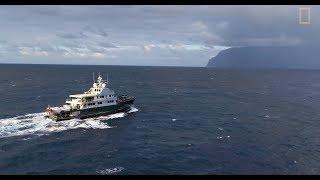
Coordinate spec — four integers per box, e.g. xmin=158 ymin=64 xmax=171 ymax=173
xmin=0 ymin=5 xmax=318 ymax=66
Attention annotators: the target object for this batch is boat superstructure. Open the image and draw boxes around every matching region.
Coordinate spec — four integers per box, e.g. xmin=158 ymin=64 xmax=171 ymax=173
xmin=45 ymin=73 xmax=135 ymax=121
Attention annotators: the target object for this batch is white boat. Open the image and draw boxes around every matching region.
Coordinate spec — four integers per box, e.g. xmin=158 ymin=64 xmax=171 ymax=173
xmin=45 ymin=73 xmax=135 ymax=121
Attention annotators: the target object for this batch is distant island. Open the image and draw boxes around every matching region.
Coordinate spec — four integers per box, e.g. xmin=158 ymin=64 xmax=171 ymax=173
xmin=206 ymin=46 xmax=320 ymax=69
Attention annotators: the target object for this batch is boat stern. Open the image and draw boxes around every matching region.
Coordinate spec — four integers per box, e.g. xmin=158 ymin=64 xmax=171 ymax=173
xmin=45 ymin=105 xmax=72 ymax=121
xmin=117 ymin=95 xmax=135 ymax=105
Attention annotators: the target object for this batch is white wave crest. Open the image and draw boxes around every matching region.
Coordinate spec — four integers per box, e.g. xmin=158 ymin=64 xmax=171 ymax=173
xmin=128 ymin=106 xmax=139 ymax=113
xmin=0 ymin=106 xmax=138 ymax=138
xmin=96 ymin=167 xmax=125 ymax=175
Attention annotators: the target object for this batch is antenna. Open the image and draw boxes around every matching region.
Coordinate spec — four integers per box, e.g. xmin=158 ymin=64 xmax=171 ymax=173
xmin=93 ymin=72 xmax=95 ymax=83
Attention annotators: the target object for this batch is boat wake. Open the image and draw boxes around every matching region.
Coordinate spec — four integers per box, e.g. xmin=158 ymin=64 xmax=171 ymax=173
xmin=0 ymin=106 xmax=138 ymax=139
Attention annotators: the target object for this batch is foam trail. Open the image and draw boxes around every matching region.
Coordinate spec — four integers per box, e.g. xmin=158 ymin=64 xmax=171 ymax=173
xmin=128 ymin=106 xmax=138 ymax=113
xmin=0 ymin=106 xmax=138 ymax=138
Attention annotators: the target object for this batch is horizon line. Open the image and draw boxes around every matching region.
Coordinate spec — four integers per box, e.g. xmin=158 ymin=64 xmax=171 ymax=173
xmin=0 ymin=62 xmax=205 ymax=68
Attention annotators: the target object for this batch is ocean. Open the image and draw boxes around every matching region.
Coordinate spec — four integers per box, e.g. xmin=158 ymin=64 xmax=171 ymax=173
xmin=1 ymin=64 xmax=320 ymax=175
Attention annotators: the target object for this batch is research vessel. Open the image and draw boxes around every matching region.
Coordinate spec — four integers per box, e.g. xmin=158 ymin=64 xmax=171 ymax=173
xmin=45 ymin=74 xmax=135 ymax=121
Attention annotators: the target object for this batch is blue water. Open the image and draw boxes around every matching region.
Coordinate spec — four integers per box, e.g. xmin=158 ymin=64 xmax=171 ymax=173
xmin=1 ymin=64 xmax=320 ymax=174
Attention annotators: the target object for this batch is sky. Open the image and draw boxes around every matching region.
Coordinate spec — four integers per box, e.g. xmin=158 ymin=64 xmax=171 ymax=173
xmin=0 ymin=5 xmax=318 ymax=67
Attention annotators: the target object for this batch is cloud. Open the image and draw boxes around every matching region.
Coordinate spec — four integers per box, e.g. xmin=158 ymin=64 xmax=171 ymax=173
xmin=238 ymin=35 xmax=302 ymax=46
xmin=0 ymin=5 xmax=319 ymax=66
xmin=18 ymin=47 xmax=49 ymax=56
xmin=143 ymin=44 xmax=156 ymax=51
xmin=56 ymin=32 xmax=87 ymax=39
xmin=91 ymin=52 xmax=106 ymax=58
xmin=142 ymin=43 xmax=212 ymax=53
xmin=97 ymin=41 xmax=117 ymax=48
xmin=191 ymin=21 xmax=208 ymax=32
xmin=51 ymin=44 xmax=116 ymax=59
xmin=83 ymin=26 xmax=108 ymax=37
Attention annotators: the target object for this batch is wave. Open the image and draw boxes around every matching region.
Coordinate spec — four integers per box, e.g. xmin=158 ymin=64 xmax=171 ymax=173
xmin=0 ymin=106 xmax=138 ymax=138
xmin=96 ymin=167 xmax=125 ymax=175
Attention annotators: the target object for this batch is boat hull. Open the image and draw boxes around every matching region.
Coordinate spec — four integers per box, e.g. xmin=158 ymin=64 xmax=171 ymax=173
xmin=46 ymin=97 xmax=135 ymax=121
xmin=76 ymin=102 xmax=132 ymax=120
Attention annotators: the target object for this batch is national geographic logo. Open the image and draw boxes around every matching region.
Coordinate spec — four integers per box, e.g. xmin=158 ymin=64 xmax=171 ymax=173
xmin=299 ymin=7 xmax=311 ymax=25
